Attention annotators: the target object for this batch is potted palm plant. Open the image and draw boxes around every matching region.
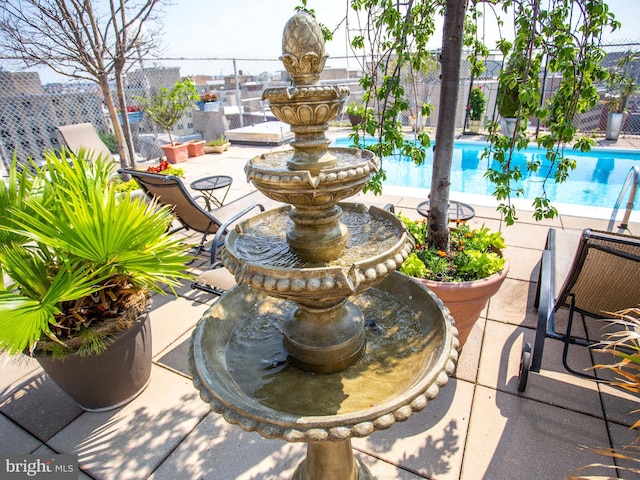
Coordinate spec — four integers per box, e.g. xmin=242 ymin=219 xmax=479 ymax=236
xmin=137 ymin=79 xmax=199 ymax=164
xmin=0 ymin=149 xmax=191 ymax=411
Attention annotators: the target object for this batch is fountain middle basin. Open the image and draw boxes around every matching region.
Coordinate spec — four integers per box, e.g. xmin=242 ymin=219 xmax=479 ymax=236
xmin=189 ymin=271 xmax=458 ymax=442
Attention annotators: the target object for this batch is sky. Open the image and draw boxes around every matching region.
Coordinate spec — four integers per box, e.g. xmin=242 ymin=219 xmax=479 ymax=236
xmin=154 ymin=0 xmax=640 ymax=76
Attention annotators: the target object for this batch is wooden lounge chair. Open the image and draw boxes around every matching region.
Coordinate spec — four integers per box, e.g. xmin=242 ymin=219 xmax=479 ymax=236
xmin=518 ymin=228 xmax=640 ymax=392
xmin=119 ymin=169 xmax=265 ymax=267
xmin=57 ymin=123 xmax=114 ymax=161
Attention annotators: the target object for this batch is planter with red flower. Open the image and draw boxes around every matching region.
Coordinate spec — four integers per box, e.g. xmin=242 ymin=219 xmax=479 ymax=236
xmin=197 ymin=92 xmax=220 ymax=112
xmin=117 ymin=105 xmax=144 ymax=125
xmin=466 ymin=86 xmax=486 ymax=134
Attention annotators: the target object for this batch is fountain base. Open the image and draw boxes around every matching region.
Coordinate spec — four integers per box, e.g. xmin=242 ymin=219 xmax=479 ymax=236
xmin=292 ymin=440 xmax=372 ymax=480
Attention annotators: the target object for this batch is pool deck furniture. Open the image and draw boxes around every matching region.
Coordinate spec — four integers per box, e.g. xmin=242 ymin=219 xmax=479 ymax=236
xmin=417 ymin=198 xmax=476 ymax=222
xmin=119 ymin=169 xmax=263 ymax=264
xmin=57 ymin=122 xmax=114 ymax=161
xmin=518 ymin=227 xmax=640 ymax=392
xmin=190 ymin=175 xmax=232 ymax=210
xmin=2 ymin=130 xmax=640 ymax=480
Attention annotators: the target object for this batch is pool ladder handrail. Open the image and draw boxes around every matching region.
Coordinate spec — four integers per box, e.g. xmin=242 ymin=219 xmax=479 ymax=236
xmin=607 ymin=165 xmax=639 ymax=233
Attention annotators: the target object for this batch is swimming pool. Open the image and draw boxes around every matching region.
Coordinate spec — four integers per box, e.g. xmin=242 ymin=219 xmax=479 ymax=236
xmin=330 ymin=138 xmax=640 ymax=214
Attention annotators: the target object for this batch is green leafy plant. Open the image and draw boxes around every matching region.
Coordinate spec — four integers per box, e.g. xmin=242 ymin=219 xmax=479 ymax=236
xmin=468 ymin=86 xmax=486 ymax=121
xmin=136 ymin=79 xmax=199 ymax=146
xmin=0 ymin=149 xmax=192 ymax=357
xmin=397 ymin=213 xmax=506 ymax=282
xmin=206 ymin=135 xmax=229 ymax=147
xmin=98 ymin=131 xmax=119 ymax=154
xmin=336 ymin=0 xmax=620 ymax=252
xmin=569 ymin=307 xmax=640 ymax=479
xmin=112 ymin=161 xmax=184 ymax=193
xmin=605 ymin=50 xmax=639 ymax=114
xmin=482 ymin=2 xmax=617 ymax=226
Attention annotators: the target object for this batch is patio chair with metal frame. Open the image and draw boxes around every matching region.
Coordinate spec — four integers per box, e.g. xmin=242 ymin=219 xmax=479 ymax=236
xmin=119 ymin=169 xmax=265 ymax=267
xmin=518 ymin=228 xmax=640 ymax=392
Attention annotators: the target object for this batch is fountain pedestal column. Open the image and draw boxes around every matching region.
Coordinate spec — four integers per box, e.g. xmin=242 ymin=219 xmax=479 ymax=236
xmin=284 ymin=299 xmax=365 ymax=374
xmin=292 ymin=440 xmax=372 ymax=480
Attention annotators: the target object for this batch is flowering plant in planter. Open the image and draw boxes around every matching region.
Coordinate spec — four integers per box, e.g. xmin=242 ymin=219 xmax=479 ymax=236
xmin=112 ymin=161 xmax=184 ymax=193
xmin=467 ymin=86 xmax=486 ymax=121
xmin=117 ymin=105 xmax=142 ymax=113
xmin=397 ymin=213 xmax=506 ymax=282
xmin=200 ymin=92 xmax=219 ymax=103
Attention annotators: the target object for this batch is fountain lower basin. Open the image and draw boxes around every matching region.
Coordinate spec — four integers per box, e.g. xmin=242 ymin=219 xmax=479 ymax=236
xmin=189 ymin=271 xmax=458 ymax=443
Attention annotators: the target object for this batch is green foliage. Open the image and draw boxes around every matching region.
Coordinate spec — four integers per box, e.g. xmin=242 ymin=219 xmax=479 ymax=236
xmin=98 ymin=131 xmax=119 ymax=154
xmin=206 ymin=135 xmax=229 ymax=146
xmin=397 ymin=213 xmax=506 ymax=282
xmin=112 ymin=179 xmax=139 ymax=193
xmin=468 ymin=86 xmax=486 ymax=120
xmin=605 ymin=50 xmax=639 ymax=113
xmin=346 ymin=1 xmax=437 ymax=199
xmin=0 ymin=149 xmax=192 ymax=356
xmin=479 ymin=0 xmax=619 ymax=225
xmin=339 ymin=0 xmax=620 ymax=239
xmin=136 ymin=79 xmax=199 ymax=145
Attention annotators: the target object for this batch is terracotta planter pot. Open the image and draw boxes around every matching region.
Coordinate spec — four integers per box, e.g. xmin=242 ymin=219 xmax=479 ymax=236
xmin=35 ymin=298 xmax=153 ymax=412
xmin=417 ymin=261 xmax=509 ymax=349
xmin=187 ymin=140 xmax=205 ymax=157
xmin=204 ymin=142 xmax=230 ymax=154
xmin=160 ymin=143 xmax=189 ymax=163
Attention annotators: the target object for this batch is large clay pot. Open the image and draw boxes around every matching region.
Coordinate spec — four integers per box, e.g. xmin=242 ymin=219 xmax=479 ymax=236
xmin=35 ymin=299 xmax=153 ymax=412
xmin=187 ymin=140 xmax=205 ymax=157
xmin=417 ymin=261 xmax=509 ymax=349
xmin=160 ymin=143 xmax=189 ymax=163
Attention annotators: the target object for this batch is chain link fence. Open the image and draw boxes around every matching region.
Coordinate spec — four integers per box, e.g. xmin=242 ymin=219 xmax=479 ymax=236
xmin=1 ymin=41 xmax=639 ymax=173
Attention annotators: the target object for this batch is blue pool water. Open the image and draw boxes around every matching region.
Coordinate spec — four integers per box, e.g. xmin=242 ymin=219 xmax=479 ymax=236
xmin=330 ymin=138 xmax=640 ymax=211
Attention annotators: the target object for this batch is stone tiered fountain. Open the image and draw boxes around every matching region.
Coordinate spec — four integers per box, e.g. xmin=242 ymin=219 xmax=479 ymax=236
xmin=189 ymin=12 xmax=458 ymax=480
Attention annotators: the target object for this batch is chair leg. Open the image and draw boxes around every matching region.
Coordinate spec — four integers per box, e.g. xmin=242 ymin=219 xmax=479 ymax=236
xmin=531 ymin=250 xmax=552 ymax=373
xmin=561 ymin=294 xmax=600 ymax=381
xmin=517 ymin=341 xmax=532 ymax=392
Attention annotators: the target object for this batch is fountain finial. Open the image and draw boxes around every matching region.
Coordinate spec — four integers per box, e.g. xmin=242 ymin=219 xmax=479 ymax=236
xmin=281 ymin=11 xmax=328 ymax=85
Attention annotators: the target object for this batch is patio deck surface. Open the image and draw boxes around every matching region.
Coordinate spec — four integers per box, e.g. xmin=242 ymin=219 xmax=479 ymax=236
xmin=1 ymin=127 xmax=639 ymax=479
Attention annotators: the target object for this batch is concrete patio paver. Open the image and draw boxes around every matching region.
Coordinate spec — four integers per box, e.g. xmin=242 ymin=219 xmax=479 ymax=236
xmin=461 ymin=385 xmax=616 ymax=479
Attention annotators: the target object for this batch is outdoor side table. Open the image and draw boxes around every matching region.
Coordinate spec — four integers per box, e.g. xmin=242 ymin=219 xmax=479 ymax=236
xmin=190 ymin=175 xmax=232 ymax=211
xmin=417 ymin=198 xmax=476 ymax=222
